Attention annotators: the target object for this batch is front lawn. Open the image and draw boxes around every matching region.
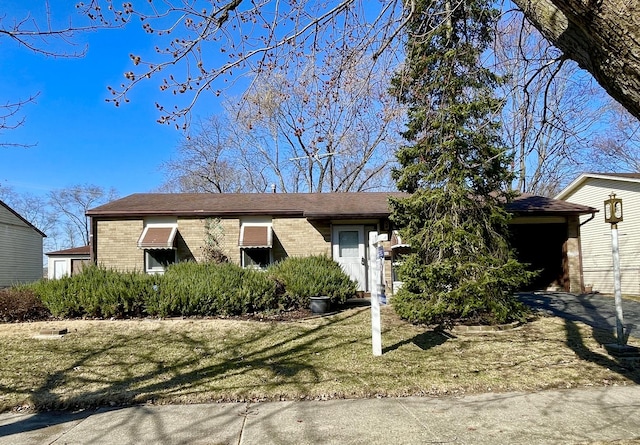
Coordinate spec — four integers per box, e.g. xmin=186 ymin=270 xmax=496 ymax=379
xmin=1 ymin=307 xmax=638 ymax=412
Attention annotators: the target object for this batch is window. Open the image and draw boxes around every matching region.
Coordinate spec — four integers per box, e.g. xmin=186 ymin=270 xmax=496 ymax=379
xmin=145 ymin=249 xmax=176 ymax=274
xmin=239 ymin=220 xmax=273 ymax=270
xmin=338 ymin=230 xmax=360 ymax=258
xmin=138 ymin=219 xmax=179 ymax=274
xmin=241 ymin=248 xmax=271 ymax=270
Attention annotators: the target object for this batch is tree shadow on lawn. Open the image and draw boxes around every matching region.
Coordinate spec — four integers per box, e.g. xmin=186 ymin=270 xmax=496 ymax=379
xmin=563 ymin=319 xmax=640 ymax=384
xmin=0 ymin=309 xmax=365 ymax=438
xmin=383 ymin=330 xmax=450 ymax=354
xmin=521 ymin=292 xmax=640 ymax=384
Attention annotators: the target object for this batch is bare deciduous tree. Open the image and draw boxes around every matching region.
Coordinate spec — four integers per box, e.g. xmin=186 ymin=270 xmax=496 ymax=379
xmin=0 ymin=95 xmax=39 ymax=148
xmin=0 ymin=1 xmax=127 ymax=146
xmin=0 ymin=185 xmax=60 ymax=253
xmin=6 ymin=1 xmax=640 ymax=129
xmin=48 ymin=184 xmax=118 ymax=247
xmin=161 ymin=116 xmax=248 ymax=193
xmin=495 ymin=11 xmax=610 ymax=196
xmin=162 ymin=54 xmax=403 ymax=193
xmin=230 ymin=56 xmax=403 ymax=192
xmin=82 ymin=0 xmax=640 ymax=127
xmin=95 ymin=0 xmax=408 ymax=128
xmin=589 ymin=103 xmax=640 ymax=172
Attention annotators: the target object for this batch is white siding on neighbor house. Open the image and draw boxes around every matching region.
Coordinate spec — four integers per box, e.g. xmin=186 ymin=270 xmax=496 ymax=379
xmin=561 ymin=177 xmax=640 ymax=295
xmin=0 ymin=205 xmax=44 ymax=287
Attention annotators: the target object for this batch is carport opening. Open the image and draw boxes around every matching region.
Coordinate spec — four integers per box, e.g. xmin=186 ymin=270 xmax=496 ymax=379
xmin=510 ymin=223 xmax=567 ymax=291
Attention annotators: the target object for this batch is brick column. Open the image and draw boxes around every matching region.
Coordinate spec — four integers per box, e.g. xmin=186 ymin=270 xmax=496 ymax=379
xmin=565 ymin=215 xmax=583 ymax=293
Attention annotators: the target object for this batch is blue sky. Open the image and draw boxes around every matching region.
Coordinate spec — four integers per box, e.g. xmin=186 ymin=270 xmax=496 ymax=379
xmin=0 ymin=2 xmax=229 ymax=199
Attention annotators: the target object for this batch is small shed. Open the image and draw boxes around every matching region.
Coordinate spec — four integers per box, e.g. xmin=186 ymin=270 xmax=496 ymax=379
xmin=46 ymin=245 xmax=91 ymax=279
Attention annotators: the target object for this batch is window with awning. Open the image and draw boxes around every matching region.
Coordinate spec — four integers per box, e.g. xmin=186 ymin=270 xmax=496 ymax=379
xmin=390 ymin=230 xmax=410 ymax=249
xmin=239 ymin=223 xmax=273 ymax=269
xmin=239 ymin=225 xmax=273 ymax=248
xmin=138 ymin=226 xmax=178 ymax=249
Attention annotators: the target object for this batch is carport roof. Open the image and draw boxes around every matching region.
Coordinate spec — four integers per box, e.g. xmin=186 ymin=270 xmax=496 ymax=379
xmin=86 ymin=192 xmax=596 ymax=219
xmin=505 ymin=193 xmax=598 ymax=216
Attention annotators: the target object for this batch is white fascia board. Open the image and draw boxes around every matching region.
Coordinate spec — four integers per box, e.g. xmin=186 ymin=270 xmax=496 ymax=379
xmin=555 ymin=173 xmax=640 ymax=200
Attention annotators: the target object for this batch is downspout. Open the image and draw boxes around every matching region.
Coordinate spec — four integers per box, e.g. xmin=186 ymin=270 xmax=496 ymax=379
xmin=89 ymin=216 xmax=97 ymax=264
xmin=579 ymin=212 xmax=596 ymax=227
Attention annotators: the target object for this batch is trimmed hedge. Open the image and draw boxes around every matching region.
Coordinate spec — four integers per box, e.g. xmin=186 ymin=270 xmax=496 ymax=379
xmin=24 ymin=256 xmax=357 ymax=320
xmin=31 ymin=265 xmax=158 ymax=318
xmin=149 ymin=262 xmax=277 ymax=317
xmin=267 ymin=255 xmax=357 ymax=307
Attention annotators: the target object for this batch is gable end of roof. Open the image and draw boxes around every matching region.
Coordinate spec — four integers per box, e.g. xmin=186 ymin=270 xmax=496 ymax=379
xmin=0 ymin=200 xmax=47 ymax=237
xmin=556 ymin=173 xmax=640 ymax=200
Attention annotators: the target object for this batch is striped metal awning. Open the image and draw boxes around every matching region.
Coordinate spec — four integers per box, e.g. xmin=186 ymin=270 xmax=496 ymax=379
xmin=239 ymin=225 xmax=272 ymax=248
xmin=137 ymin=226 xmax=177 ymax=249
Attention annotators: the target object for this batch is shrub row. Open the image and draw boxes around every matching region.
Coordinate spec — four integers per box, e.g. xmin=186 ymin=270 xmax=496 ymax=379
xmin=31 ymin=266 xmax=158 ymax=319
xmin=0 ymin=287 xmax=51 ymax=322
xmin=149 ymin=262 xmax=278 ymax=317
xmin=25 ymin=255 xmax=357 ymax=319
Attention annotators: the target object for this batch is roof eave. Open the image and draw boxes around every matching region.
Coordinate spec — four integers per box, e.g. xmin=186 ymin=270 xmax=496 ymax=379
xmin=555 ymin=173 xmax=640 ymax=200
xmin=510 ymin=209 xmax=599 ymax=217
xmin=88 ymin=209 xmax=306 ymax=218
xmin=304 ymin=212 xmax=391 ymax=219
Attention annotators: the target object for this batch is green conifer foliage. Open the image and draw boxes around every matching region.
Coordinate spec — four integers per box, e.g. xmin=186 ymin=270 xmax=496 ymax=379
xmin=389 ymin=0 xmax=533 ymax=326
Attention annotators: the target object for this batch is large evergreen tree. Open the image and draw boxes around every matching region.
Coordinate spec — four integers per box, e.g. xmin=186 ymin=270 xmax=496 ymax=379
xmin=389 ymin=0 xmax=533 ymax=326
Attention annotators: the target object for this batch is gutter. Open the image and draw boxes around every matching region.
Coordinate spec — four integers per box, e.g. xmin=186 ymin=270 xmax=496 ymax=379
xmin=580 ymin=211 xmax=597 ymax=226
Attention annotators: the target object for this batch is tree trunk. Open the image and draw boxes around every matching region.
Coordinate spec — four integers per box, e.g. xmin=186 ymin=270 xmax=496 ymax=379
xmin=513 ymin=0 xmax=640 ymax=120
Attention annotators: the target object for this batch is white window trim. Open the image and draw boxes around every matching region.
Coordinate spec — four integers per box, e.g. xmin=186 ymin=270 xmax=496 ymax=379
xmin=239 ymin=220 xmax=273 ymax=269
xmin=241 ymin=248 xmax=273 ymax=270
xmin=140 ymin=219 xmax=178 ymax=274
xmin=145 ymin=249 xmax=177 ymax=275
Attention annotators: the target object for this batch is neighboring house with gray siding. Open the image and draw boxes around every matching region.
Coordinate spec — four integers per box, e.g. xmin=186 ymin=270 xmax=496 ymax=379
xmin=556 ymin=173 xmax=640 ymax=295
xmin=0 ymin=200 xmax=46 ymax=287
xmin=87 ymin=192 xmax=595 ymax=295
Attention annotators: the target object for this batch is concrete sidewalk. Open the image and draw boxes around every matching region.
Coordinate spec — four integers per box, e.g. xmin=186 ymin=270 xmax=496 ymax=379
xmin=1 ymin=385 xmax=639 ymax=445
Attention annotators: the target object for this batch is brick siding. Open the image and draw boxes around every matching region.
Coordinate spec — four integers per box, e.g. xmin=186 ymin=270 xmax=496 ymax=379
xmin=177 ymin=217 xmax=240 ymax=264
xmin=272 ymin=218 xmax=331 ymax=258
xmin=96 ymin=219 xmax=144 ymax=271
xmin=95 ymin=217 xmax=334 ymax=271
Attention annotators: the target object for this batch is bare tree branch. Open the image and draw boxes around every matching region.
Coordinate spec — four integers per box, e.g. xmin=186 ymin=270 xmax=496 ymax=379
xmin=0 ymin=95 xmax=39 ymax=148
xmin=95 ymin=0 xmax=408 ymax=129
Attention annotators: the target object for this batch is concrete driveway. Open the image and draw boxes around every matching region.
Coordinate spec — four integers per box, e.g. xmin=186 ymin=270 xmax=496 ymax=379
xmin=518 ymin=291 xmax=640 ymax=338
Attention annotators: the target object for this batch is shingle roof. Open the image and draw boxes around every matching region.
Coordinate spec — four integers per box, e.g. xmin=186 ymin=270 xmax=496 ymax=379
xmin=505 ymin=193 xmax=598 ymax=215
xmin=46 ymin=245 xmax=90 ymax=256
xmin=87 ymin=192 xmax=596 ymax=218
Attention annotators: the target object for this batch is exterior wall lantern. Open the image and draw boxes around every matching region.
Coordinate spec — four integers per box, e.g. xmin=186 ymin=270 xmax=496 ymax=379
xmin=604 ymin=192 xmax=626 ymax=347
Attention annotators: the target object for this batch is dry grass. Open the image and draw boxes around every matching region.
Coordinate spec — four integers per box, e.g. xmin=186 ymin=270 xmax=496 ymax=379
xmin=1 ymin=306 xmax=639 ymax=413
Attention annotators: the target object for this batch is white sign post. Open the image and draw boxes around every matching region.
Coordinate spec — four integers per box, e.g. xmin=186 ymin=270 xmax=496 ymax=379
xmin=369 ymin=232 xmax=387 ymax=356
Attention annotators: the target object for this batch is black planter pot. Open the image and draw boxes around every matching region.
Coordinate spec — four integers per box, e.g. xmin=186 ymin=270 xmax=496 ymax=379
xmin=309 ymin=296 xmax=330 ymax=314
